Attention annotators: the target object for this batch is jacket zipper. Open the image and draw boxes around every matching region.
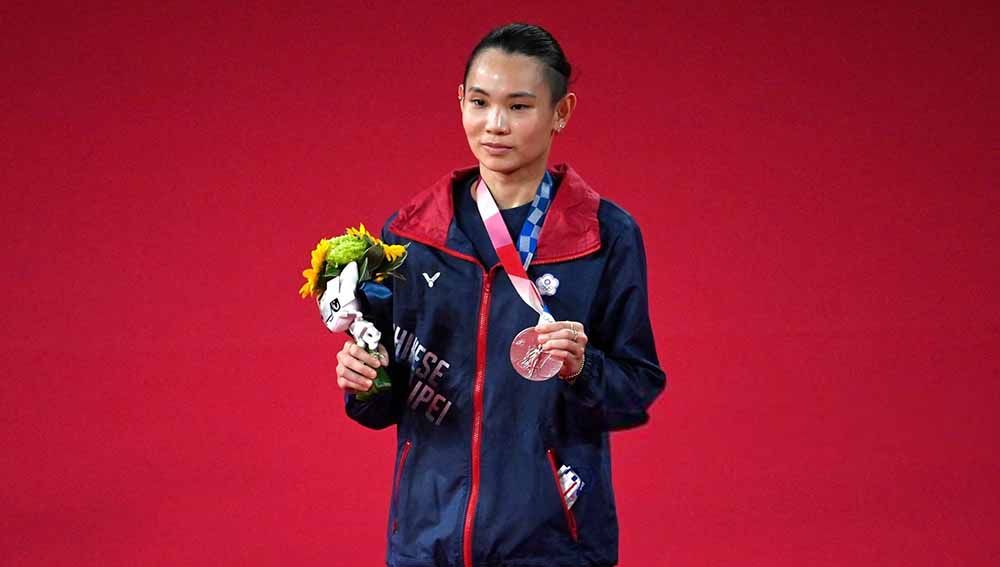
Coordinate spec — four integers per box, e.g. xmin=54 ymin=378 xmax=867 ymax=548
xmin=392 ymin=440 xmax=412 ymax=534
xmin=388 ymin=229 xmax=598 ymax=564
xmin=462 ymin=266 xmax=494 ymax=567
xmin=546 ymin=449 xmax=579 ymax=542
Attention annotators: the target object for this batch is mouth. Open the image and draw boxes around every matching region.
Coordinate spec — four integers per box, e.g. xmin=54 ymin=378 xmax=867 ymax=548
xmin=481 ymin=142 xmax=513 ymax=155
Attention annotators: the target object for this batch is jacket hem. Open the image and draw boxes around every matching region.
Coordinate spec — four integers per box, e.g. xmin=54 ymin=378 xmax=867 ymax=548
xmin=387 ymin=559 xmax=616 ymax=567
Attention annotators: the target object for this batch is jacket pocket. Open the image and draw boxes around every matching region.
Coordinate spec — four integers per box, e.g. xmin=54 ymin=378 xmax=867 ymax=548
xmin=391 ymin=440 xmax=412 ymax=534
xmin=545 ymin=448 xmax=579 ymax=543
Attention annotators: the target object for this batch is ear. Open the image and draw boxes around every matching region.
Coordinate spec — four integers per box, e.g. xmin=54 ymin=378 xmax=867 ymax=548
xmin=552 ymin=92 xmax=577 ymax=133
xmin=457 ymin=84 xmax=465 ymax=111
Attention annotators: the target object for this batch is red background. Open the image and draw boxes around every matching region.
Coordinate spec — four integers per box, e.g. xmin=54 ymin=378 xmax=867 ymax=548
xmin=2 ymin=2 xmax=998 ymax=566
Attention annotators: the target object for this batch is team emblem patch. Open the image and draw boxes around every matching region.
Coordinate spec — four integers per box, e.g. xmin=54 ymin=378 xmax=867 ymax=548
xmin=535 ymin=273 xmax=559 ymax=296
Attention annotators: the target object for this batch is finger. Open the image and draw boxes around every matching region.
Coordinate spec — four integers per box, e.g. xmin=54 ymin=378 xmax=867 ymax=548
xmin=340 ymin=378 xmax=372 ymax=394
xmin=337 ymin=374 xmax=369 ymax=392
xmin=348 ymin=342 xmax=382 ymax=368
xmin=336 ymin=358 xmax=371 ymax=384
xmin=536 ymin=329 xmax=570 ymax=342
xmin=534 ymin=320 xmax=579 ymax=332
xmin=542 ymin=349 xmax=572 ymax=361
xmin=338 ymin=340 xmax=361 ymax=360
xmin=337 ymin=364 xmax=374 ymax=391
xmin=346 ymin=356 xmax=379 ymax=380
xmin=535 ymin=321 xmax=585 ymax=335
xmin=541 ymin=339 xmax=584 ymax=356
xmin=537 ymin=329 xmax=588 ymax=344
xmin=339 ymin=351 xmax=378 ymax=379
xmin=533 ymin=321 xmax=565 ymax=333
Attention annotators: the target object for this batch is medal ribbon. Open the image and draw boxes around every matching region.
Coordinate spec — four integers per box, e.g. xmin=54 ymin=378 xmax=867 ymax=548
xmin=475 ymin=172 xmax=555 ymax=323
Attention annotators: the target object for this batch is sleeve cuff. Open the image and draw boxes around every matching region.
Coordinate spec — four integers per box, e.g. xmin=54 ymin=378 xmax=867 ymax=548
xmin=561 ymin=344 xmax=605 ymax=409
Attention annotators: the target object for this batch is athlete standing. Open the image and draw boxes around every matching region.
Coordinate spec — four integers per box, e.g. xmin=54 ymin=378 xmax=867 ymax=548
xmin=334 ymin=23 xmax=666 ymax=567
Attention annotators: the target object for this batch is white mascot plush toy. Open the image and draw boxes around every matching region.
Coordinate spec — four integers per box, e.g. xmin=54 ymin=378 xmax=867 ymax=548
xmin=318 ymin=261 xmax=362 ymax=332
xmin=318 ymin=260 xmax=384 ymax=351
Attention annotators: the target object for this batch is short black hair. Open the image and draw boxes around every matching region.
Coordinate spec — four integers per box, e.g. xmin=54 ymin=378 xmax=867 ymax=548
xmin=463 ymin=23 xmax=573 ymax=105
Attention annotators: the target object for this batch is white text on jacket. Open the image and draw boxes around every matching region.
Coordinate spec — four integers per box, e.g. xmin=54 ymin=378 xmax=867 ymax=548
xmin=394 ymin=325 xmax=454 ymax=426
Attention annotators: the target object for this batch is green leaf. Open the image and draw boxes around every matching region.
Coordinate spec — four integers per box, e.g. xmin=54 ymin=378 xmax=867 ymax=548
xmin=386 ymin=254 xmax=405 ymax=272
xmin=357 ymin=257 xmax=370 ymax=282
xmin=363 ymin=244 xmax=385 ymax=275
xmin=322 ymin=263 xmax=343 ymax=279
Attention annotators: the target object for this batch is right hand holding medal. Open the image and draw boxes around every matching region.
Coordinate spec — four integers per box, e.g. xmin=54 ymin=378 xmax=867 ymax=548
xmin=535 ymin=320 xmax=588 ymax=379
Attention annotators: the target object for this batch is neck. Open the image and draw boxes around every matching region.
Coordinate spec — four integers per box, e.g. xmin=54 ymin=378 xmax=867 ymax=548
xmin=476 ymin=157 xmax=549 ymax=209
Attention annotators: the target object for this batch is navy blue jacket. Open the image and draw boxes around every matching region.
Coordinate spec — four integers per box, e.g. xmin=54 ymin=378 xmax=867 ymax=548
xmin=346 ymin=163 xmax=666 ymax=567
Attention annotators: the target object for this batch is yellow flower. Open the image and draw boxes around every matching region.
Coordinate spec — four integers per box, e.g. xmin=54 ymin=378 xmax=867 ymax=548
xmin=298 ymin=272 xmax=316 ymax=298
xmin=346 ymin=223 xmax=375 ymax=242
xmin=382 ymin=243 xmax=406 ymax=262
xmin=299 ymin=238 xmax=332 ymax=298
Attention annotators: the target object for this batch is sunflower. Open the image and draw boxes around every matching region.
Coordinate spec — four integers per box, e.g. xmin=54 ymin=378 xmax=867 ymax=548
xmin=346 ymin=223 xmax=375 ymax=242
xmin=299 ymin=238 xmax=332 ymax=298
xmin=382 ymin=243 xmax=407 ymax=262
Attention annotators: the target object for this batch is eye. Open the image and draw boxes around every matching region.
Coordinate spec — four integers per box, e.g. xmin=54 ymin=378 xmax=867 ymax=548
xmin=470 ymin=98 xmax=486 ymax=107
xmin=511 ymin=104 xmax=531 ymax=110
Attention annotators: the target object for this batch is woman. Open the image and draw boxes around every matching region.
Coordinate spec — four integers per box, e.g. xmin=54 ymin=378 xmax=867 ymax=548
xmin=334 ymin=23 xmax=666 ymax=567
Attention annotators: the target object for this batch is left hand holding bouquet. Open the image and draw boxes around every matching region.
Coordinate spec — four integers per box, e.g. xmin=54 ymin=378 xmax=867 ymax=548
xmin=299 ymin=225 xmax=407 ymax=400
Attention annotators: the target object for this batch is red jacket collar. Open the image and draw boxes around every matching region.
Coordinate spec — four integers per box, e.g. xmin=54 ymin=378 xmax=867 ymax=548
xmin=389 ymin=163 xmax=602 ymax=263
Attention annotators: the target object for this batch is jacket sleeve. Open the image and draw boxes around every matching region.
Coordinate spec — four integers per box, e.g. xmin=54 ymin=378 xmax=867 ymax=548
xmin=561 ymin=216 xmax=667 ymax=432
xmin=343 ymin=219 xmax=408 ymax=430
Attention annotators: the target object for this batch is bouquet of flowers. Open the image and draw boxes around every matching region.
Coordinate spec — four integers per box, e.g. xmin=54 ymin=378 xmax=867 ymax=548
xmin=299 ymin=224 xmax=407 ymax=400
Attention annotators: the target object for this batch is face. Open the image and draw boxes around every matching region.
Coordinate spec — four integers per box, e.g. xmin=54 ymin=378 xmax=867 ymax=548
xmin=459 ymin=49 xmax=568 ymax=176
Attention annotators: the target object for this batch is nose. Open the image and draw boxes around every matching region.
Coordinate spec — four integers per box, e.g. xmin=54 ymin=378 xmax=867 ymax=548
xmin=486 ymin=106 xmax=509 ymax=134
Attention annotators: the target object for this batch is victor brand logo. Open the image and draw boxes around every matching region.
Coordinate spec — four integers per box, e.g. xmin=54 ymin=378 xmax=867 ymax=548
xmin=394 ymin=325 xmax=454 ymax=426
xmin=422 ymin=272 xmax=440 ymax=288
